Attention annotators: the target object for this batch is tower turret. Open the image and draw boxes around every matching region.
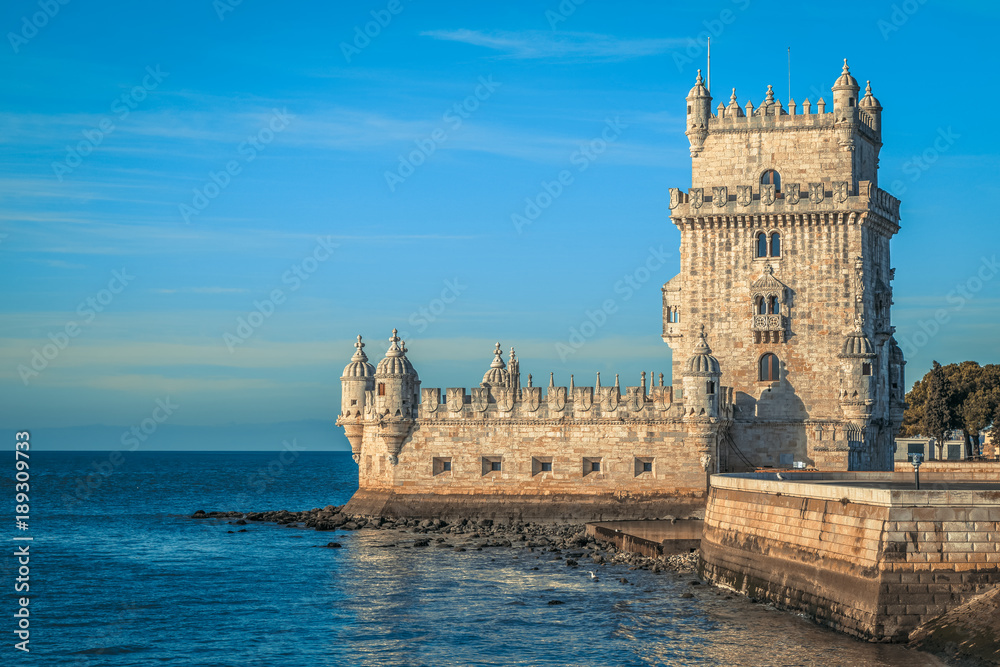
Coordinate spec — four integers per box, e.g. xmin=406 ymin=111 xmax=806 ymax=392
xmin=685 ymin=69 xmax=712 ymax=157
xmin=682 ymin=325 xmax=722 ymax=419
xmin=481 ymin=342 xmax=509 ymax=388
xmin=373 ymin=328 xmax=420 ymax=464
xmin=859 ymin=80 xmax=882 ymax=134
xmin=336 ymin=334 xmax=374 ymax=462
xmin=831 ymin=59 xmax=861 ymax=118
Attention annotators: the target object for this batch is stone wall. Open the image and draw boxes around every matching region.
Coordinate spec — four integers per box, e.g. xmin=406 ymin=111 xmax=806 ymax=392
xmin=699 ymin=472 xmax=1000 ymax=641
xmin=347 ymin=416 xmax=716 ymax=522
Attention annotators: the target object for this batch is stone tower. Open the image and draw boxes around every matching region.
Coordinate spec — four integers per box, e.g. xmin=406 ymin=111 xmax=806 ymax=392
xmin=664 ymin=60 xmax=903 ymax=471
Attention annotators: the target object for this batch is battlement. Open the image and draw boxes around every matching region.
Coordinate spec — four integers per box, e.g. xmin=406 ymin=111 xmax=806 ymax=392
xmin=706 ymin=100 xmax=880 ymax=144
xmin=416 ymin=383 xmax=735 ymax=422
xmin=668 ymin=179 xmax=900 ymax=228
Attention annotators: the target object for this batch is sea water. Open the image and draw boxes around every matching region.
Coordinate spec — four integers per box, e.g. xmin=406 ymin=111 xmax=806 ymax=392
xmin=4 ymin=451 xmax=944 ymax=666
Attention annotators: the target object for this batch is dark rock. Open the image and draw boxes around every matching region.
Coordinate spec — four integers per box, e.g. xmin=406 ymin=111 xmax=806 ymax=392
xmin=689 ymin=580 xmax=702 ymax=586
xmin=235 ymin=519 xmax=247 ymax=525
xmin=191 ymin=510 xmax=207 ymax=518
xmin=324 ymin=542 xmax=342 ymax=548
xmin=565 ymin=559 xmax=579 ymax=567
xmin=341 ymin=522 xmax=359 ymax=531
xmin=412 ymin=539 xmax=430 ymax=547
xmin=547 ymin=600 xmax=564 ymax=605
xmin=619 ymin=578 xmax=628 ymax=584
xmin=680 ymin=592 xmax=694 ymax=599
xmin=237 ymin=529 xmax=247 ymax=533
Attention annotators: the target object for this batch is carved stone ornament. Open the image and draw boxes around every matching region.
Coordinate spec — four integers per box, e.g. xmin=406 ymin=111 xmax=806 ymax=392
xmin=809 ymin=182 xmax=825 ymax=204
xmin=351 ymin=453 xmax=360 ymax=464
xmin=496 ymin=387 xmax=515 ymax=412
xmin=364 ymin=390 xmax=375 ymax=415
xmin=712 ymin=186 xmax=728 ymax=207
xmin=421 ymin=388 xmax=439 ymax=413
xmin=447 ymin=389 xmax=464 ymax=413
xmin=700 ymin=454 xmax=714 ymax=471
xmin=652 ymin=385 xmax=671 ymax=411
xmin=737 ymin=185 xmax=752 ymax=207
xmin=834 ymin=181 xmax=849 ymax=203
xmin=574 ymin=386 xmax=593 ymax=412
xmin=689 ymin=187 xmax=704 ymax=209
xmin=471 ymin=387 xmax=489 ymax=412
xmin=602 ymin=387 xmax=620 ymax=412
xmin=785 ymin=182 xmax=800 ymax=204
xmin=760 ymin=183 xmax=776 ymax=205
xmin=547 ymin=386 xmax=566 ymax=412
xmin=524 ymin=386 xmax=541 ymax=412
xmin=626 ymin=386 xmax=644 ymax=412
xmin=668 ymin=187 xmax=683 ymax=210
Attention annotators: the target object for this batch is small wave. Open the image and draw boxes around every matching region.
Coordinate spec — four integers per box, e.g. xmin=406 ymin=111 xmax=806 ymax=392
xmin=70 ymin=644 xmax=148 ymax=655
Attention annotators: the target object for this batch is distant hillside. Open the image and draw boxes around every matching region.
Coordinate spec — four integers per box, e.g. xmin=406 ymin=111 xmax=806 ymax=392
xmin=25 ymin=420 xmax=350 ymax=451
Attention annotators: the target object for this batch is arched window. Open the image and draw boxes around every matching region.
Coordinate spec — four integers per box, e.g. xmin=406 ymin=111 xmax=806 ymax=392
xmin=760 ymin=169 xmax=781 ymax=192
xmin=759 ymin=353 xmax=780 ymax=382
xmin=770 ymin=232 xmax=781 ymax=257
xmin=756 ymin=233 xmax=768 ymax=258
xmin=768 ymin=296 xmax=780 ymax=314
xmin=756 ymin=297 xmax=767 ymax=315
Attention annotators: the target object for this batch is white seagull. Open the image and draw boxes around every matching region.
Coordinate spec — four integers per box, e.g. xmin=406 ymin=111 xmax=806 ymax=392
xmin=589 ymin=571 xmax=599 ymax=582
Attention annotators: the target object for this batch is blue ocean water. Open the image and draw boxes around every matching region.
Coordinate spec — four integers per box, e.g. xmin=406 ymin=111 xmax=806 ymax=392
xmin=4 ymin=451 xmax=944 ymax=667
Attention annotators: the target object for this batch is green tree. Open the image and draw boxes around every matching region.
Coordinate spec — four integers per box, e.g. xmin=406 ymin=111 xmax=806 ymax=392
xmin=921 ymin=361 xmax=952 ymax=460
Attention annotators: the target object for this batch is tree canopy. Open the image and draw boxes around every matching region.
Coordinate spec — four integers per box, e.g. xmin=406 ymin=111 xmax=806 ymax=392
xmin=901 ymin=361 xmax=1000 ymax=457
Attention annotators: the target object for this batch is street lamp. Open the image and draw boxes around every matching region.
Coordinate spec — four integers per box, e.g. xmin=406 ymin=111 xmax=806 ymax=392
xmin=911 ymin=453 xmax=923 ymax=490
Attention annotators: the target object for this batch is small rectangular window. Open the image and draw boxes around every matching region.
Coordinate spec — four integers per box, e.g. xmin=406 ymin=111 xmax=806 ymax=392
xmin=377 ymin=383 xmax=386 ymax=396
xmin=433 ymin=457 xmax=452 ymax=476
xmin=862 ymin=363 xmax=872 ymax=376
xmin=583 ymin=457 xmax=603 ymax=476
xmin=532 ymin=457 xmax=553 ymax=476
xmin=482 ymin=457 xmax=502 ymax=475
xmin=634 ymin=457 xmax=654 ymax=476
xmin=491 ymin=461 xmax=501 ymax=471
xmin=350 ymin=399 xmax=357 ymax=406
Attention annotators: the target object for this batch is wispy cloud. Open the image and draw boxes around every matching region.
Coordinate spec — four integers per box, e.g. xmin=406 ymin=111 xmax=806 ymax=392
xmin=421 ymin=30 xmax=684 ymax=61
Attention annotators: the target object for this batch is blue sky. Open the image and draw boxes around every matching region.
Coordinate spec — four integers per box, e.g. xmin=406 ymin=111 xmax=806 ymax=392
xmin=1 ymin=0 xmax=997 ymax=449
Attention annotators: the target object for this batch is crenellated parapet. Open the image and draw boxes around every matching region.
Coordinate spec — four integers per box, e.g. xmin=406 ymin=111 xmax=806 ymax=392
xmin=668 ymin=179 xmax=900 ymax=233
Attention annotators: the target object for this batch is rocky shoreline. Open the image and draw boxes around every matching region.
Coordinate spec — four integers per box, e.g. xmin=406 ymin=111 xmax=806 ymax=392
xmin=190 ymin=506 xmax=700 ymax=575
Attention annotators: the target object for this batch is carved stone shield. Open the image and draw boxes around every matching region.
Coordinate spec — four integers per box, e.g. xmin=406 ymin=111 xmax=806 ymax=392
xmin=574 ymin=386 xmax=593 ymax=412
xmin=447 ymin=388 xmax=465 ymax=413
xmin=547 ymin=386 xmax=566 ymax=412
xmin=668 ymin=187 xmax=683 ymax=210
xmin=364 ymin=390 xmax=375 ymax=416
xmin=760 ymin=184 xmax=776 ymax=205
xmin=524 ymin=387 xmax=541 ymax=412
xmin=834 ymin=181 xmax=849 ymax=203
xmin=626 ymin=387 xmax=644 ymax=412
xmin=421 ymin=388 xmax=439 ymax=414
xmin=471 ymin=387 xmax=489 ymax=412
xmin=809 ymin=182 xmax=825 ymax=204
xmin=689 ymin=187 xmax=703 ymax=209
xmin=785 ymin=182 xmax=800 ymax=204
xmin=652 ymin=386 xmax=671 ymax=411
xmin=737 ymin=185 xmax=752 ymax=207
xmin=712 ymin=186 xmax=728 ymax=207
xmin=602 ymin=388 xmax=619 ymax=412
xmin=496 ymin=387 xmax=514 ymax=413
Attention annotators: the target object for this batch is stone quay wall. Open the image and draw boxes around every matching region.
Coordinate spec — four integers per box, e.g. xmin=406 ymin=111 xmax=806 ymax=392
xmin=699 ymin=472 xmax=1000 ymax=641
